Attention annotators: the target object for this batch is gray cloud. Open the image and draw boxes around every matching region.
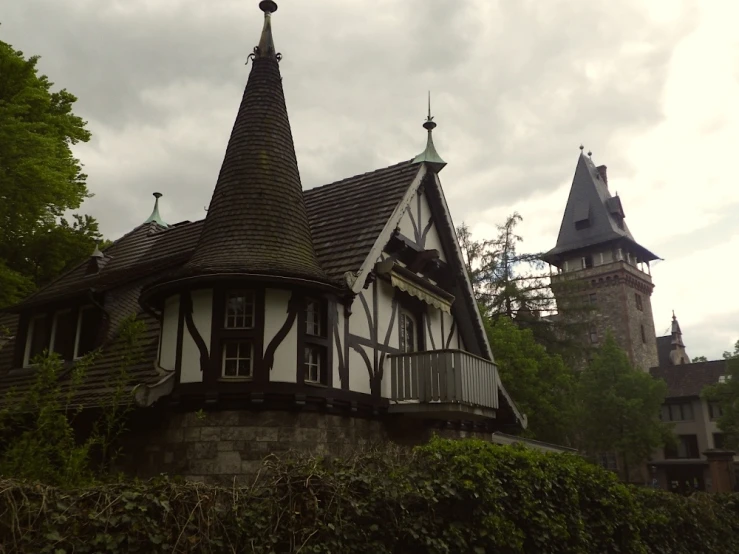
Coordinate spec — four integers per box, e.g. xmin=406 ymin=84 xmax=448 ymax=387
xmin=3 ymin=0 xmax=734 ymax=359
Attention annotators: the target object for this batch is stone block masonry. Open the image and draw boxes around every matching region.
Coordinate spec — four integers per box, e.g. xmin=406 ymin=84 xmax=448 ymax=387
xmin=120 ymin=409 xmax=492 ymax=485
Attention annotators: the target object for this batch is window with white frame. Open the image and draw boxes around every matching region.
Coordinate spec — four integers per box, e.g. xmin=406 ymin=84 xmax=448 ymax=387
xmin=225 ymin=291 xmax=255 ymax=329
xmin=75 ymin=306 xmax=100 ymax=359
xmin=304 ymin=345 xmax=323 ymax=383
xmin=305 ymin=298 xmax=322 ymax=337
xmin=24 ymin=314 xmax=50 ymax=366
xmin=302 ymin=297 xmax=328 ymax=385
xmin=399 ymin=310 xmax=418 ymax=353
xmin=51 ymin=309 xmax=76 ymax=361
xmin=222 ymin=341 xmax=253 ymax=378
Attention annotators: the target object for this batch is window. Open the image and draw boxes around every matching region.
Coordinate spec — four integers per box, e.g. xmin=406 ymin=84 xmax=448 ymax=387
xmin=222 ymin=341 xmax=253 ymax=378
xmin=305 ymin=298 xmax=322 ymax=337
xmin=581 ymin=255 xmax=593 ymax=269
xmin=302 ymin=297 xmax=328 ymax=385
xmin=640 ymin=324 xmax=646 ymax=344
xmin=399 ymin=310 xmax=418 ymax=353
xmin=51 ymin=310 xmax=77 ymax=361
xmin=588 ymin=325 xmax=598 ymax=344
xmin=589 ymin=293 xmax=597 ymax=304
xmin=304 ymin=345 xmax=323 ymax=383
xmin=225 ymin=291 xmax=255 ymax=329
xmin=596 ymin=452 xmax=618 ymax=471
xmin=575 ymin=219 xmax=590 ymax=231
xmin=75 ymin=307 xmax=100 ymax=358
xmin=709 ymin=402 xmax=723 ymax=420
xmin=24 ymin=314 xmax=50 ymax=365
xmin=664 ymin=435 xmax=699 ymax=459
xmin=661 ymin=402 xmax=694 ymax=422
xmin=713 ymin=433 xmax=726 ymax=449
xmin=635 ymin=293 xmax=643 ymax=311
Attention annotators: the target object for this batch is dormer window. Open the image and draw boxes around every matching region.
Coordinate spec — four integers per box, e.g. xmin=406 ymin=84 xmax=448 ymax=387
xmin=24 ymin=314 xmax=50 ymax=366
xmin=75 ymin=306 xmax=101 ymax=359
xmin=301 ymin=297 xmax=328 ymax=385
xmin=22 ymin=305 xmax=102 ymax=367
xmin=225 ymin=291 xmax=255 ymax=329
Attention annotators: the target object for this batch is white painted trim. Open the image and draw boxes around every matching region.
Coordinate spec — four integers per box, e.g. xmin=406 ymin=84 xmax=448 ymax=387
xmin=23 ymin=314 xmax=46 ymax=367
xmin=73 ymin=305 xmax=95 ymax=360
xmin=351 ymin=164 xmax=427 ymax=294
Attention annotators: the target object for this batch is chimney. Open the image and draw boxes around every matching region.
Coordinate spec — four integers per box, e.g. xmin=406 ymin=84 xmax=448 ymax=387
xmin=597 ymin=165 xmax=608 ymax=187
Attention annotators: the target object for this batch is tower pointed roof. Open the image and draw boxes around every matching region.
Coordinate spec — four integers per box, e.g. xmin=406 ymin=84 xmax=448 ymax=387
xmin=671 ymin=311 xmax=685 ymax=348
xmin=541 ymin=150 xmax=659 ymax=265
xmin=185 ymin=1 xmax=327 ymax=282
xmin=412 ymin=93 xmax=446 ymax=173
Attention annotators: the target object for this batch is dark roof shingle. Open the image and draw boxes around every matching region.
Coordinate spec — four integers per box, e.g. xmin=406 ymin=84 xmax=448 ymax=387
xmin=650 ymin=360 xmax=729 ymax=398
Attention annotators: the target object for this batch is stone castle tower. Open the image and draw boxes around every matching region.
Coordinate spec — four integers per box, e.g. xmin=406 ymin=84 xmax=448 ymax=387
xmin=541 ymin=150 xmax=660 ymax=371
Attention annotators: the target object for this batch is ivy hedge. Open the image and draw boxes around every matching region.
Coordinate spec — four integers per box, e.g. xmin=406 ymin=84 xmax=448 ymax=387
xmin=0 ymin=438 xmax=737 ymax=553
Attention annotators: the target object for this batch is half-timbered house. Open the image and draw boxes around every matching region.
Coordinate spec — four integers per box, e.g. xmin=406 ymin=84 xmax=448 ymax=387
xmin=0 ymin=1 xmax=525 ymax=480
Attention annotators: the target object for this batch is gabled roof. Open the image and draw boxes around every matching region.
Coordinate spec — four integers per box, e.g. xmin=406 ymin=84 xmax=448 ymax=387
xmin=304 ymin=160 xmax=420 ymax=280
xmin=183 ymin=6 xmax=326 ymax=283
xmin=8 ymin=161 xmax=422 ymax=310
xmin=542 ymin=153 xmax=659 ymax=265
xmin=650 ymin=360 xmax=729 ymax=398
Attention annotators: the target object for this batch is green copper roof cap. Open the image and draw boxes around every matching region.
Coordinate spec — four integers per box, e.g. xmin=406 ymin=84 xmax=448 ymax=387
xmin=412 ymin=92 xmax=446 ymax=173
xmin=143 ymin=192 xmax=168 ymax=227
xmin=255 ymin=1 xmax=279 ymax=60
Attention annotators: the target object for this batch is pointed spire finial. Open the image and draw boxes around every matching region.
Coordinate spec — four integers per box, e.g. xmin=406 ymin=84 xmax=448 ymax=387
xmin=672 ymin=310 xmax=676 ymax=320
xmin=579 ymin=144 xmax=584 ymax=152
xmin=587 ymin=150 xmax=592 ymax=158
xmin=412 ymin=91 xmax=446 ymax=173
xmin=255 ymin=1 xmax=279 ymax=60
xmin=91 ymin=242 xmax=104 ymax=258
xmin=144 ymin=192 xmax=168 ymax=227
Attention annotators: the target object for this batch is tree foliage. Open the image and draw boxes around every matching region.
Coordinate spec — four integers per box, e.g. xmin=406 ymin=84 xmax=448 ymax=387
xmin=0 ymin=38 xmax=101 ymax=307
xmin=702 ymin=339 xmax=739 ymax=449
xmin=1 ymin=439 xmax=738 ymax=553
xmin=0 ymin=316 xmax=145 ymax=486
xmin=486 ymin=316 xmax=577 ymax=446
xmin=578 ymin=335 xmax=672 ymax=477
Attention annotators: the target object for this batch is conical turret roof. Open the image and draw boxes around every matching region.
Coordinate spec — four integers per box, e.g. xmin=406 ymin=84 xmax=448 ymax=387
xmin=185 ymin=2 xmax=327 ymax=282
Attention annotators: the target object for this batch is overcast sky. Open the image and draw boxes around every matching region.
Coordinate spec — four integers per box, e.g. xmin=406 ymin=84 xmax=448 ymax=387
xmin=3 ymin=0 xmax=737 ymax=360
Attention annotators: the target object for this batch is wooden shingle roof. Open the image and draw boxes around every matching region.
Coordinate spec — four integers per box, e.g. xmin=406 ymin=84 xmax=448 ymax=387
xmin=650 ymin=360 xmax=729 ymax=398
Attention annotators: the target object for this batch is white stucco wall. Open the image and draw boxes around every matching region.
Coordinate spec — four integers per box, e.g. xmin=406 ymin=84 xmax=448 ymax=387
xmin=159 ymin=294 xmax=180 ymax=371
xmin=396 ymin=190 xmax=447 ymax=262
xmin=181 ymin=289 xmax=212 ymax=384
xmin=264 ymin=288 xmax=297 ymax=383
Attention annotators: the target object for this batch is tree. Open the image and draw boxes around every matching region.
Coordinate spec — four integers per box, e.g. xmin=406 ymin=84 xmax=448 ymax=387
xmin=486 ymin=316 xmax=577 ymax=446
xmin=702 ymin=339 xmax=739 ymax=448
xmin=692 ymin=356 xmax=708 ymax=363
xmin=457 ymin=214 xmax=594 ymax=363
xmin=0 ymin=38 xmax=101 ymax=307
xmin=577 ymin=334 xmax=672 ymax=480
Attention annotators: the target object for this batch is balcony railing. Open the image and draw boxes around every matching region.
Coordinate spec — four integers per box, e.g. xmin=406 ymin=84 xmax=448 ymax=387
xmin=387 ymin=349 xmax=499 ymax=419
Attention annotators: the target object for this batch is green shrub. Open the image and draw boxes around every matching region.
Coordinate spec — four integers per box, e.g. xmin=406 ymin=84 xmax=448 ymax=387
xmin=0 ymin=438 xmax=737 ymax=553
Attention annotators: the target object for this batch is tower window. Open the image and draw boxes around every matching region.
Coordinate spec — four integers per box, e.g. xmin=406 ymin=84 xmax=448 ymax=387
xmin=301 ymin=297 xmax=329 ymax=385
xmin=640 ymin=324 xmax=646 ymax=344
xmin=589 ymin=325 xmax=598 ymax=344
xmin=225 ymin=291 xmax=255 ymax=329
xmin=635 ymin=293 xmax=643 ymax=311
xmin=222 ymin=340 xmax=253 ymax=378
xmin=589 ymin=293 xmax=597 ymax=304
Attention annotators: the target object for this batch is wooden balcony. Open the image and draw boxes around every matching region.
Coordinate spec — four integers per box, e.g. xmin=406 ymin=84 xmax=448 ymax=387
xmin=387 ymin=349 xmax=499 ymax=420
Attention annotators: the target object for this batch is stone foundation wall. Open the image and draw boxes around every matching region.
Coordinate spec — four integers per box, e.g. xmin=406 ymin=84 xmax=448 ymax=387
xmin=121 ymin=409 xmax=488 ymax=485
xmin=120 ymin=409 xmax=496 ymax=484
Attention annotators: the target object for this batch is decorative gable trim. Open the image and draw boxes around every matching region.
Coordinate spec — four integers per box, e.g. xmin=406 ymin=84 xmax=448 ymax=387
xmin=350 ymin=164 xmax=427 ymax=294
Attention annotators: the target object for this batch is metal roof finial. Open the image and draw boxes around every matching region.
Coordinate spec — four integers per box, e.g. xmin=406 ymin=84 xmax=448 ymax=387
xmin=254 ymin=1 xmax=280 ymax=61
xmin=144 ymin=192 xmax=169 ymax=227
xmin=412 ymin=91 xmax=446 ymax=173
xmin=579 ymin=144 xmax=584 ymax=152
xmin=587 ymin=150 xmax=592 ymax=158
